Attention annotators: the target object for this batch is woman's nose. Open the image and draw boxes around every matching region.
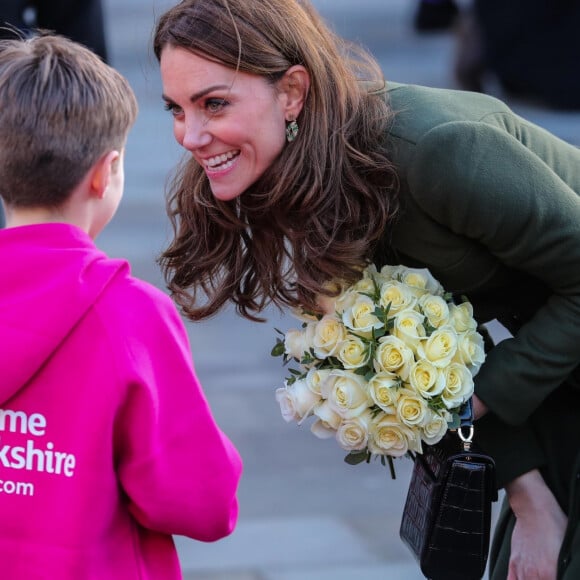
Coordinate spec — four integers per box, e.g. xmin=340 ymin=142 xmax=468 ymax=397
xmin=181 ymin=116 xmax=212 ymax=150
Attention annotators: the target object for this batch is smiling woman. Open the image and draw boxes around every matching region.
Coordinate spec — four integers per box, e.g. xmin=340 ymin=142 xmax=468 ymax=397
xmin=159 ymin=45 xmax=308 ymax=201
xmin=153 ymin=3 xmax=580 ymax=578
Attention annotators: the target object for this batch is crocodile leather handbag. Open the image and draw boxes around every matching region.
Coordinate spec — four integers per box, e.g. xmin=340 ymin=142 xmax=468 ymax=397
xmin=399 ymin=407 xmax=498 ymax=580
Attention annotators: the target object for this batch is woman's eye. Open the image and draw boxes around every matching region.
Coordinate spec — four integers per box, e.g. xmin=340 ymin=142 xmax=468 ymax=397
xmin=163 ymin=101 xmax=183 ymax=117
xmin=205 ymin=98 xmax=228 ymax=114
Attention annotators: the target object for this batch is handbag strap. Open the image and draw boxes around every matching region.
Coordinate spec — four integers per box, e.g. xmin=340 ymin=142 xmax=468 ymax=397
xmin=457 ymin=397 xmax=475 ymax=451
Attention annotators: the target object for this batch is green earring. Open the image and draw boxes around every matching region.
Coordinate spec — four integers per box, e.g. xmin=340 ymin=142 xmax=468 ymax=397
xmin=286 ymin=119 xmax=299 ymax=143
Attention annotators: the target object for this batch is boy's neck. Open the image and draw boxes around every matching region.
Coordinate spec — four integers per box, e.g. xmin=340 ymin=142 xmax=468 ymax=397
xmin=4 ymin=205 xmax=85 ymax=233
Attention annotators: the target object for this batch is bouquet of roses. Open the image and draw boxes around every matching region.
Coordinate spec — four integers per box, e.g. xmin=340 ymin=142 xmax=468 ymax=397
xmin=272 ymin=264 xmax=486 ymax=477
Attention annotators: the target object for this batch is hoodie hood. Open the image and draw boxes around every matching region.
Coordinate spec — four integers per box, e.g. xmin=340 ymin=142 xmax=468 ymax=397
xmin=0 ymin=223 xmax=127 ymax=404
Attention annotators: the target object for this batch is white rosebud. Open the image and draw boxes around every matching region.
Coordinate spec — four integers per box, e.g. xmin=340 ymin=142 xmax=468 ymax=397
xmin=312 ymin=315 xmax=347 ymax=359
xmin=396 ymin=388 xmax=429 ymax=427
xmin=408 ymin=359 xmax=445 ymax=398
xmin=275 ymin=378 xmax=321 ymax=423
xmin=337 ymin=334 xmax=370 ymax=369
xmin=324 ymin=370 xmax=371 ymax=419
xmin=379 ymin=280 xmax=417 ymax=315
xmin=367 ymin=412 xmax=421 ymax=457
xmin=335 ymin=410 xmax=372 ymax=451
xmin=341 ymin=294 xmax=383 ymax=336
xmin=448 ymin=302 xmax=478 ymax=333
xmin=441 ymin=362 xmax=474 ymax=409
xmin=417 ymin=325 xmax=458 ymax=368
xmin=374 ymin=335 xmax=414 ymax=380
xmin=419 ymin=294 xmax=450 ymax=329
xmin=368 ymin=371 xmax=400 ymax=412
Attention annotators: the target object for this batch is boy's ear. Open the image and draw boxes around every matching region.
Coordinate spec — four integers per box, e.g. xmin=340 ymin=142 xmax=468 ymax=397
xmin=89 ymin=150 xmax=120 ymax=199
xmin=279 ymin=65 xmax=310 ymax=121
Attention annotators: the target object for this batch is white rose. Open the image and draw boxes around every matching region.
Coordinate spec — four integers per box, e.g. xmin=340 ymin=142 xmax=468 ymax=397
xmin=323 ymin=370 xmax=371 ymax=419
xmin=312 ymin=315 xmax=347 ymax=358
xmin=368 ymin=371 xmax=401 ymax=411
xmin=396 ymin=388 xmax=429 ymax=427
xmin=454 ymin=330 xmax=486 ymax=375
xmin=313 ymin=400 xmax=342 ymax=430
xmin=419 ymin=294 xmax=450 ymax=329
xmin=374 ymin=335 xmax=414 ymax=380
xmin=335 ymin=288 xmax=359 ymax=315
xmin=335 ymin=410 xmax=373 ymax=451
xmin=417 ymin=326 xmax=458 ymax=368
xmin=337 ymin=334 xmax=370 ymax=369
xmin=311 ymin=418 xmax=338 ymax=440
xmin=392 ymin=308 xmax=426 ymax=350
xmin=441 ymin=362 xmax=474 ymax=409
xmin=449 ymin=302 xmax=478 ymax=333
xmin=421 ymin=410 xmax=452 ymax=445
xmin=305 ymin=368 xmax=333 ymax=395
xmin=378 ymin=280 xmax=417 ymax=315
xmin=408 ymin=359 xmax=445 ymax=398
xmin=341 ymin=294 xmax=383 ymax=336
xmin=275 ymin=378 xmax=321 ymax=423
xmin=367 ymin=412 xmax=421 ymax=457
xmin=284 ymin=323 xmax=316 ymax=362
xmin=395 ymin=266 xmax=444 ymax=297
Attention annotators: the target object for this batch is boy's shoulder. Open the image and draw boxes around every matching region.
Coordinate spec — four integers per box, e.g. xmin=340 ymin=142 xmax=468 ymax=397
xmin=95 ymin=264 xmax=186 ymax=337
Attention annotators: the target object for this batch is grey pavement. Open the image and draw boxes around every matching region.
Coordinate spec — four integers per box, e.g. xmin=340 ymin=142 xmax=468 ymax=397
xmin=97 ymin=0 xmax=580 ymax=578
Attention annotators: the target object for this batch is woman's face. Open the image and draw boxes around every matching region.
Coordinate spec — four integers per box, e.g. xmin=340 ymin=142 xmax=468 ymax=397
xmin=160 ymin=45 xmax=289 ymax=201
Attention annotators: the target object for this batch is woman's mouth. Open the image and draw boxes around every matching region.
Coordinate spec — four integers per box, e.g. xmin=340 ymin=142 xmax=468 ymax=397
xmin=203 ymin=150 xmax=240 ymax=172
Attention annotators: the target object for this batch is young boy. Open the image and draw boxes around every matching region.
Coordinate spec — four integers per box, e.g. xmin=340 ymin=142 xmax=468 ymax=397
xmin=0 ymin=33 xmax=242 ymax=579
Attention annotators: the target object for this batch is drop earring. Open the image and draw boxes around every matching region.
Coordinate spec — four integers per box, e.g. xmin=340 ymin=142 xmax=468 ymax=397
xmin=285 ymin=118 xmax=299 ymax=143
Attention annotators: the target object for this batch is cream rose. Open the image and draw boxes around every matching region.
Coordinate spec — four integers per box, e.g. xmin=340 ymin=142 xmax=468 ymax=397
xmin=322 ymin=370 xmax=371 ymax=419
xmin=337 ymin=335 xmax=370 ymax=369
xmin=305 ymin=368 xmax=333 ymax=395
xmin=417 ymin=326 xmax=458 ymax=368
xmin=368 ymin=371 xmax=400 ymax=412
xmin=421 ymin=409 xmax=452 ymax=445
xmin=396 ymin=388 xmax=429 ymax=427
xmin=395 ymin=266 xmax=444 ymax=297
xmin=454 ymin=330 xmax=486 ymax=375
xmin=335 ymin=410 xmax=373 ymax=451
xmin=341 ymin=294 xmax=383 ymax=336
xmin=392 ymin=309 xmax=426 ymax=350
xmin=312 ymin=315 xmax=347 ymax=358
xmin=441 ymin=362 xmax=474 ymax=408
xmin=409 ymin=359 xmax=445 ymax=398
xmin=367 ymin=413 xmax=421 ymax=457
xmin=419 ymin=294 xmax=450 ymax=329
xmin=275 ymin=378 xmax=321 ymax=423
xmin=374 ymin=335 xmax=414 ymax=380
xmin=378 ymin=280 xmax=417 ymax=315
xmin=448 ymin=302 xmax=478 ymax=333
xmin=284 ymin=323 xmax=316 ymax=361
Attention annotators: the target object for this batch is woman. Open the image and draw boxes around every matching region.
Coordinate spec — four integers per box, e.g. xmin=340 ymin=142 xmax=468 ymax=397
xmin=153 ymin=1 xmax=580 ymax=578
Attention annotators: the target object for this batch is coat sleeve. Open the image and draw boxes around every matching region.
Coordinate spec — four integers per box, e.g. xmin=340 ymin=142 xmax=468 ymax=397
xmin=406 ymin=119 xmax=580 ymax=426
xmin=113 ymin=285 xmax=242 ymax=541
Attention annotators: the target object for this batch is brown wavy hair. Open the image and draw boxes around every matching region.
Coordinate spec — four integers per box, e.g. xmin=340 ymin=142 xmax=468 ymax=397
xmin=154 ymin=0 xmax=399 ymax=321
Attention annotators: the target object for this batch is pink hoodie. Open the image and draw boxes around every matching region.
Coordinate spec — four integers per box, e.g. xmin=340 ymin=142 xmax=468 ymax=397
xmin=0 ymin=223 xmax=242 ymax=579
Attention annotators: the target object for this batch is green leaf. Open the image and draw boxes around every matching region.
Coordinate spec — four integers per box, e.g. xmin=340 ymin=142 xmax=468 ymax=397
xmin=271 ymin=340 xmax=285 ymax=357
xmin=344 ymin=451 xmax=369 ymax=465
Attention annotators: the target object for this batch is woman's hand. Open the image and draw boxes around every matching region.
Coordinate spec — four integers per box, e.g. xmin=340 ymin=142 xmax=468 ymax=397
xmin=505 ymin=469 xmax=567 ymax=580
xmin=472 ymin=393 xmax=488 ymax=420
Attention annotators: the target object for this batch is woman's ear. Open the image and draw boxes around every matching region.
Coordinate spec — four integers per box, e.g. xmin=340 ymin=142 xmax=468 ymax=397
xmin=89 ymin=150 xmax=120 ymax=199
xmin=279 ymin=65 xmax=310 ymax=120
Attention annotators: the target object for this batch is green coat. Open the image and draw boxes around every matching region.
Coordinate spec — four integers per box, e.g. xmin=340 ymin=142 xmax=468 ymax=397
xmin=374 ymin=82 xmax=580 ymax=579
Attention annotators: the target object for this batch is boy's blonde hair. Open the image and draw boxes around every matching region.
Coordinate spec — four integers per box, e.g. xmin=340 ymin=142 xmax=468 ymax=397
xmin=0 ymin=32 xmax=138 ymax=207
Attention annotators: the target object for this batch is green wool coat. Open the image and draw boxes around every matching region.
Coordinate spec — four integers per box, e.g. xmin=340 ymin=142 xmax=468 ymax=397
xmin=373 ymin=82 xmax=580 ymax=579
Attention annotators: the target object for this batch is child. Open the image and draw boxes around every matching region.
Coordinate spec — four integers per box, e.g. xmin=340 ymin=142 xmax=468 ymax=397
xmin=0 ymin=33 xmax=242 ymax=579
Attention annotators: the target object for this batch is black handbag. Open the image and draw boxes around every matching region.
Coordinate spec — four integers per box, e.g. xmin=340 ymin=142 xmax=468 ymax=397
xmin=399 ymin=402 xmax=498 ymax=580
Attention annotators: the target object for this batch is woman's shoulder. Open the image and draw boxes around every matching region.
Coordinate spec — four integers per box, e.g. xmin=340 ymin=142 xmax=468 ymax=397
xmin=385 ymin=81 xmax=514 ymax=144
